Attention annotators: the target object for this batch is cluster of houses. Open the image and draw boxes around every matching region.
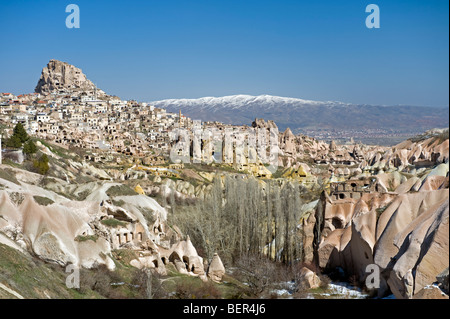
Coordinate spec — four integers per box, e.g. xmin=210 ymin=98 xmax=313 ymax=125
xmin=0 ymin=92 xmax=184 ymax=163
xmin=0 ymin=90 xmax=370 ymax=182
xmin=0 ymin=91 xmax=275 ymax=178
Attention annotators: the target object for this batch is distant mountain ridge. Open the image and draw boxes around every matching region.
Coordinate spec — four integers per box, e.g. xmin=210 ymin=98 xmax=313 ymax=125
xmin=150 ymin=94 xmax=449 ymax=134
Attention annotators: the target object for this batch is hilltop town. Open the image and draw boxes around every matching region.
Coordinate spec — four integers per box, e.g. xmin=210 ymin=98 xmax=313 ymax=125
xmin=0 ymin=59 xmax=448 ymax=300
xmin=0 ymin=60 xmax=393 ymax=182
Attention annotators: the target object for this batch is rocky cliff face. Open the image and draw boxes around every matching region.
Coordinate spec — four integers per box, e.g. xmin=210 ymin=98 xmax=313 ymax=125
xmin=35 ymin=59 xmax=103 ymax=96
xmin=362 ymin=129 xmax=449 ymax=171
xmin=0 ymin=154 xmax=212 ymax=281
xmin=314 ymin=163 xmax=449 ymax=299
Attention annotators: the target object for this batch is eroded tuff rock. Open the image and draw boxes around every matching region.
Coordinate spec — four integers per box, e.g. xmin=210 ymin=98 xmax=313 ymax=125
xmin=297 ymin=267 xmax=321 ymax=289
xmin=207 ymin=253 xmax=226 ymax=283
xmin=314 ymin=168 xmax=449 ymax=299
xmin=35 ymin=59 xmax=105 ymax=96
xmin=1 ymin=191 xmax=115 ymax=269
xmin=0 ymin=169 xmax=209 ymax=280
xmin=363 ymin=130 xmax=449 ymax=171
xmin=387 ymin=198 xmax=448 ymax=298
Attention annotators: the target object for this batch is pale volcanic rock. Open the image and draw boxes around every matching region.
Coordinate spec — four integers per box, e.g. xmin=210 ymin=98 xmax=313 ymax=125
xmin=251 ymin=118 xmax=278 ymax=130
xmin=374 ymin=190 xmax=448 ymax=270
xmin=207 ymin=253 xmax=226 ymax=282
xmin=0 ymin=191 xmax=21 ymax=229
xmin=301 ymin=208 xmax=318 ymax=264
xmin=77 ymin=236 xmax=115 ymax=270
xmin=297 ymin=267 xmax=321 ymax=289
xmin=427 ymin=163 xmax=449 ymax=177
xmin=376 ymin=171 xmax=407 ymax=192
xmin=338 ymin=226 xmax=353 ymax=273
xmin=318 ymin=228 xmax=345 ymax=269
xmin=395 ymin=176 xmax=420 ymax=194
xmin=387 ymin=198 xmax=448 ymax=298
xmin=161 ymin=236 xmax=206 ymax=279
xmin=35 ymin=59 xmax=104 ymax=96
xmin=366 ymin=131 xmax=449 ymax=170
xmin=315 ymin=171 xmax=448 ymax=299
xmin=323 ymin=196 xmax=356 ymax=235
xmin=19 ymin=195 xmax=115 ymax=269
xmin=280 ymin=128 xmax=296 ymax=156
xmin=413 ymin=200 xmax=449 ymax=294
xmin=348 ymin=221 xmax=374 ymax=281
xmin=419 ymin=175 xmax=449 ymax=191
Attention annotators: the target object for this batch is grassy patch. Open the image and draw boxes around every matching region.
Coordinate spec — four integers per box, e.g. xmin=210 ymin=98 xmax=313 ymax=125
xmin=35 ymin=139 xmax=74 ymax=160
xmin=0 ymin=168 xmax=20 ymax=185
xmin=111 ymin=249 xmax=140 ymax=267
xmin=112 ymin=199 xmax=126 ymax=207
xmin=0 ymin=243 xmax=155 ymax=299
xmin=74 ymin=234 xmax=99 ymax=242
xmin=101 ymin=218 xmax=127 ymax=228
xmin=106 ymin=184 xmax=137 ymax=197
xmin=271 ymin=167 xmax=287 ymax=179
xmin=0 ymin=243 xmax=99 ymax=299
xmin=33 ymin=195 xmax=55 ymax=206
xmin=76 ymin=189 xmax=91 ymax=201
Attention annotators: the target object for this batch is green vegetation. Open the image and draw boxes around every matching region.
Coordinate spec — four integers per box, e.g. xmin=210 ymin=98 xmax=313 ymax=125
xmin=0 ymin=243 xmax=100 ymax=299
xmin=33 ymin=154 xmax=50 ymax=175
xmin=22 ymin=139 xmax=37 ymax=158
xmin=375 ymin=202 xmax=392 ymax=221
xmin=271 ymin=166 xmax=287 ymax=179
xmin=101 ymin=218 xmax=127 ymax=228
xmin=106 ymin=184 xmax=137 ymax=197
xmin=436 ymin=130 xmax=449 ymax=143
xmin=5 ymin=123 xmax=29 ymax=149
xmin=0 ymin=168 xmax=20 ymax=185
xmin=74 ymin=234 xmax=99 ymax=242
xmin=5 ymin=134 xmax=22 ymax=149
xmin=37 ymin=139 xmax=76 ymax=160
xmin=76 ymin=189 xmax=92 ymax=201
xmin=171 ymin=175 xmax=311 ymax=264
xmin=111 ymin=199 xmax=126 ymax=207
xmin=33 ymin=195 xmax=54 ymax=206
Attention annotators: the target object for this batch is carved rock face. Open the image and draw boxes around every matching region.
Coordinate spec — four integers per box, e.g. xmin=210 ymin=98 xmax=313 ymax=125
xmin=35 ymin=59 xmax=98 ymax=95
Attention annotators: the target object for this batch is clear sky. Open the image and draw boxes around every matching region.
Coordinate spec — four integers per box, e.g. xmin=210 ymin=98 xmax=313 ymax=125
xmin=0 ymin=0 xmax=448 ymax=107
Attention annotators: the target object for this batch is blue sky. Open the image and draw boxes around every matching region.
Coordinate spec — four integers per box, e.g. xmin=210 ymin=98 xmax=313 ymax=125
xmin=0 ymin=0 xmax=448 ymax=107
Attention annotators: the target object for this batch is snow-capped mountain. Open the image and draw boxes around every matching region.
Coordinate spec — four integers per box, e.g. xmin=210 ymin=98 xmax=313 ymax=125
xmin=150 ymin=94 xmax=449 ymax=134
xmin=151 ymin=94 xmax=348 ymax=111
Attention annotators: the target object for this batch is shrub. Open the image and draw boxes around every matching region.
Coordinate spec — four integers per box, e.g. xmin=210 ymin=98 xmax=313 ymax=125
xmin=74 ymin=234 xmax=99 ymax=242
xmin=101 ymin=218 xmax=126 ymax=228
xmin=78 ymin=264 xmax=123 ymax=298
xmin=23 ymin=140 xmax=37 ymax=157
xmin=106 ymin=184 xmax=137 ymax=197
xmin=5 ymin=135 xmax=22 ymax=149
xmin=13 ymin=123 xmax=29 ymax=143
xmin=33 ymin=154 xmax=50 ymax=175
xmin=131 ymin=268 xmax=169 ymax=299
xmin=233 ymin=254 xmax=277 ymax=297
xmin=174 ymin=277 xmax=222 ymax=299
xmin=0 ymin=168 xmax=20 ymax=185
xmin=33 ymin=195 xmax=54 ymax=206
xmin=5 ymin=123 xmax=29 ymax=149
